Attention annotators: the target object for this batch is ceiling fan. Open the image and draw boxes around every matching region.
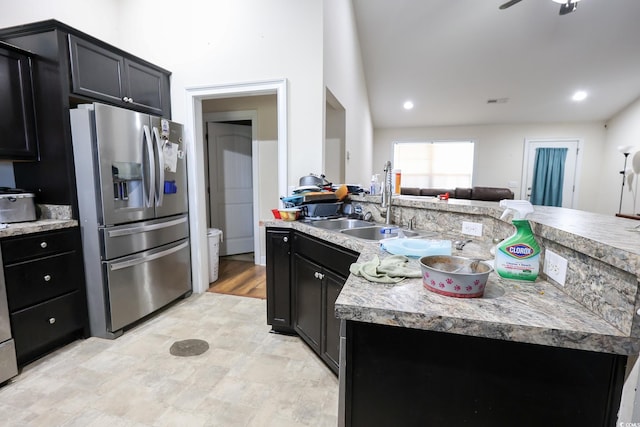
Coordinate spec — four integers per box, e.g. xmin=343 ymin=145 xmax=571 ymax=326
xmin=499 ymin=0 xmax=581 ymax=15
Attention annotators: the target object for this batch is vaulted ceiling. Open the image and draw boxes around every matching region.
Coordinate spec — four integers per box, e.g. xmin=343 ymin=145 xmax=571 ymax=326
xmin=352 ymin=0 xmax=640 ymax=128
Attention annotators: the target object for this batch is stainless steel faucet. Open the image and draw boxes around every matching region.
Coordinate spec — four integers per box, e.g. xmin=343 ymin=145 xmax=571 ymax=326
xmin=381 ymin=161 xmax=393 ymax=224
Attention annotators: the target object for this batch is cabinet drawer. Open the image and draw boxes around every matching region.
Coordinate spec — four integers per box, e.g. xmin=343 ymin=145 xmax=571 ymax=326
xmin=11 ymin=291 xmax=84 ymax=364
xmin=5 ymin=252 xmax=80 ymax=311
xmin=1 ymin=229 xmax=77 ymax=264
xmin=293 ymin=232 xmax=358 ymax=277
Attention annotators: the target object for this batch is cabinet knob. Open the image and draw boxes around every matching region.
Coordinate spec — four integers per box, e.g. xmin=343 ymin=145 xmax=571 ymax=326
xmin=283 ymin=236 xmax=289 ymax=243
xmin=43 ymin=274 xmax=52 ymax=282
xmin=314 ymin=272 xmax=324 ymax=280
xmin=48 ymin=317 xmax=56 ymax=325
xmin=40 ymin=241 xmax=48 ymax=249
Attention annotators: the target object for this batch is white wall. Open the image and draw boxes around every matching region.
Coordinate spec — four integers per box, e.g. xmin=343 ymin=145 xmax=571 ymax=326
xmin=602 ymin=96 xmax=640 ymax=216
xmin=323 ymin=0 xmax=373 ymax=187
xmin=0 ymin=0 xmax=120 ymax=45
xmin=374 ymin=122 xmax=607 ymax=213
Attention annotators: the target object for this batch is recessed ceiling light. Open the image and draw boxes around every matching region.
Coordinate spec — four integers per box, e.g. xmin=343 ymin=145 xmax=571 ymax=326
xmin=403 ymin=101 xmax=414 ymax=110
xmin=572 ymin=91 xmax=587 ymax=102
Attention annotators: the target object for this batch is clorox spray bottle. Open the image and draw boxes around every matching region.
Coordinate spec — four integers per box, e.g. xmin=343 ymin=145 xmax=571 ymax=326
xmin=495 ymin=200 xmax=540 ymax=281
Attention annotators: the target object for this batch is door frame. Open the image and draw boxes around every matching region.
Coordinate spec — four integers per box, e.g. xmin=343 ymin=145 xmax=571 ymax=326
xmin=204 ymin=111 xmax=259 ymax=257
xmin=186 ymin=79 xmax=288 ymax=294
xmin=520 ymin=137 xmax=582 ymax=208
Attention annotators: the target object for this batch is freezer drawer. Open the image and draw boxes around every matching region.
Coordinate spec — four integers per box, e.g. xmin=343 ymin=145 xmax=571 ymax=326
xmin=105 ymin=238 xmax=191 ymax=332
xmin=101 ymin=214 xmax=189 ymax=260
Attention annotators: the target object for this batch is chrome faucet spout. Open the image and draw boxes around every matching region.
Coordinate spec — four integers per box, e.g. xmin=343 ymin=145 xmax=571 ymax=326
xmin=381 ymin=161 xmax=393 ymax=224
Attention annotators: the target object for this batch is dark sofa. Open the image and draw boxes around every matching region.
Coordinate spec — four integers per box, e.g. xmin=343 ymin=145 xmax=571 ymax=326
xmin=400 ymin=186 xmax=514 ymax=201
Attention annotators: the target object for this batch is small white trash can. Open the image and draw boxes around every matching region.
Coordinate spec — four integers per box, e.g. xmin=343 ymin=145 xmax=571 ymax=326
xmin=207 ymin=228 xmax=223 ymax=283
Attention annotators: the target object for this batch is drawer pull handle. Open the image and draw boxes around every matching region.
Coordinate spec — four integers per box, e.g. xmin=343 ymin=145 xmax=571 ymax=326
xmin=283 ymin=236 xmax=288 ymax=243
xmin=49 ymin=317 xmax=56 ymax=325
xmin=44 ymin=274 xmax=52 ymax=282
xmin=40 ymin=241 xmax=48 ymax=249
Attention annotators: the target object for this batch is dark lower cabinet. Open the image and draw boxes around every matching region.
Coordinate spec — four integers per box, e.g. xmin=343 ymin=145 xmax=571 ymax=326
xmin=266 ymin=228 xmax=293 ymax=333
xmin=265 ymin=227 xmax=359 ymax=374
xmin=2 ymin=228 xmax=89 ymax=366
xmin=293 ymin=232 xmax=358 ymax=374
xmin=344 ymin=320 xmax=626 ymax=427
xmin=293 ymin=254 xmax=323 ymax=352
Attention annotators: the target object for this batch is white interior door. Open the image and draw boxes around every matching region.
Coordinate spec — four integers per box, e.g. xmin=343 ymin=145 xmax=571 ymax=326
xmin=521 ymin=139 xmax=580 ymax=208
xmin=207 ymin=122 xmax=253 ymax=256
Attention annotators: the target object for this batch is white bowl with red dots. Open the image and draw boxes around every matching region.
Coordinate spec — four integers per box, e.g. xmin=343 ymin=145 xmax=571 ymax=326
xmin=419 ymin=255 xmax=493 ymax=298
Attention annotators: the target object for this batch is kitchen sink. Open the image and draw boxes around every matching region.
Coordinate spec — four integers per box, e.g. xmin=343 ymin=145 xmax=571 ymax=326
xmin=306 ymin=218 xmax=374 ymax=230
xmin=340 ymin=226 xmax=422 ymax=241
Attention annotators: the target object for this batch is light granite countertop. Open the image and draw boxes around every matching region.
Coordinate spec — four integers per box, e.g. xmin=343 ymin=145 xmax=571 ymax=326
xmin=263 ymin=198 xmax=640 ymax=356
xmin=0 ymin=204 xmax=77 ymax=238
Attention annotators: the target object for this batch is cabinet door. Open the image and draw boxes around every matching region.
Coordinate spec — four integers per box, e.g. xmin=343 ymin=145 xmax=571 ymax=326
xmin=123 ymin=59 xmax=165 ymax=116
xmin=0 ymin=46 xmax=38 ymax=159
xmin=323 ymin=269 xmax=344 ymax=373
xmin=11 ymin=291 xmax=84 ymax=365
xmin=68 ymin=35 xmax=126 ymax=104
xmin=265 ymin=229 xmax=292 ymax=332
xmin=293 ymin=254 xmax=322 ymax=353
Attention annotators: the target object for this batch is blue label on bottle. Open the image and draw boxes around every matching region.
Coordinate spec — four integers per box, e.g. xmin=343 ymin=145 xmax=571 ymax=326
xmin=506 ymin=243 xmax=534 ymax=258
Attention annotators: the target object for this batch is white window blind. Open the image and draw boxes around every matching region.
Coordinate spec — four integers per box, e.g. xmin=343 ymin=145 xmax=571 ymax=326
xmin=393 ymin=141 xmax=474 ymax=189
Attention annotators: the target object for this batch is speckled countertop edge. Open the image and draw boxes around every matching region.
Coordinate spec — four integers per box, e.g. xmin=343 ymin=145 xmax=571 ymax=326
xmin=0 ymin=204 xmax=76 ymax=238
xmin=263 ymin=215 xmax=640 ymax=355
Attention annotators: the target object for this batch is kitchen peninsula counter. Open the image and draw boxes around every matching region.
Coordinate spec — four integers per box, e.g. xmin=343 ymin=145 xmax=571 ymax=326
xmin=265 ymin=196 xmax=640 ymax=355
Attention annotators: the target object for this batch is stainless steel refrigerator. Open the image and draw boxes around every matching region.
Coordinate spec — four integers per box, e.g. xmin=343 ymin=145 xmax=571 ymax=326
xmin=70 ymin=103 xmax=191 ymax=339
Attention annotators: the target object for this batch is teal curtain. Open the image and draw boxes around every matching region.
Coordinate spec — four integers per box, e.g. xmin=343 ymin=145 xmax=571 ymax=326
xmin=529 ymin=148 xmax=568 ymax=207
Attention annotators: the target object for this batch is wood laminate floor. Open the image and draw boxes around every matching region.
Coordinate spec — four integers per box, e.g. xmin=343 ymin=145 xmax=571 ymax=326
xmin=207 ymin=253 xmax=266 ymax=299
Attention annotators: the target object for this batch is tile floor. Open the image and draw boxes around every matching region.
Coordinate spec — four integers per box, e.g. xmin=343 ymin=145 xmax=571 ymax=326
xmin=0 ymin=293 xmax=339 ymax=426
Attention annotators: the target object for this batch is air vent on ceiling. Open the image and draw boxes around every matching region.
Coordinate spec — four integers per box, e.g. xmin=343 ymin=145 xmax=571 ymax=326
xmin=487 ymin=98 xmax=509 ymax=104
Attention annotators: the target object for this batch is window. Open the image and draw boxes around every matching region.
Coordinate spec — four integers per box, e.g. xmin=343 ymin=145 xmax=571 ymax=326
xmin=393 ymin=141 xmax=474 ymax=189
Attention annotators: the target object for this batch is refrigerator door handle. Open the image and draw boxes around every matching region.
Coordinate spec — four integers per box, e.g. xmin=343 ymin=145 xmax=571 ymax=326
xmin=106 ymin=216 xmax=188 ymax=238
xmin=142 ymin=125 xmax=156 ymax=208
xmin=152 ymin=126 xmax=165 ymax=207
xmin=109 ymin=241 xmax=189 ymax=271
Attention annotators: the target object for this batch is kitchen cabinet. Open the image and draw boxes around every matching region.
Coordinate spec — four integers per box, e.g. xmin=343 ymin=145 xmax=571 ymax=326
xmin=0 ymin=20 xmax=172 ymax=209
xmin=0 ymin=41 xmax=38 ymax=160
xmin=2 ymin=228 xmax=89 ymax=365
xmin=69 ymin=35 xmax=169 ymax=116
xmin=266 ymin=227 xmax=359 ymax=374
xmin=344 ymin=320 xmax=626 ymax=427
xmin=265 ymin=228 xmax=294 ymax=333
xmin=292 ymin=232 xmax=358 ymax=374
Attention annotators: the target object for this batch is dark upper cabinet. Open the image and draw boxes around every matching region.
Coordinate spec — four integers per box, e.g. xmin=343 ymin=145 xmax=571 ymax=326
xmin=0 ymin=42 xmax=38 ymax=160
xmin=69 ymin=35 xmax=168 ymax=116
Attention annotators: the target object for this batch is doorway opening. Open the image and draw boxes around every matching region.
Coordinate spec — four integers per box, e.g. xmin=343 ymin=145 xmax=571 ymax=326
xmin=185 ymin=79 xmax=288 ymax=294
xmin=521 ymin=138 xmax=582 ymax=208
xmin=204 ymin=111 xmax=257 ymax=258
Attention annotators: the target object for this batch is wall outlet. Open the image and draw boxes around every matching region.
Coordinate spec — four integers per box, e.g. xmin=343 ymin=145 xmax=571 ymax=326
xmin=544 ymin=249 xmax=568 ymax=286
xmin=461 ymin=221 xmax=483 ymax=236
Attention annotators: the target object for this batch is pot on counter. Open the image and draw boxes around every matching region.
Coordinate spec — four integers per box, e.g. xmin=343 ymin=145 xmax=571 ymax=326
xmin=299 ymin=173 xmax=331 ymax=187
xmin=0 ymin=189 xmax=36 ymax=223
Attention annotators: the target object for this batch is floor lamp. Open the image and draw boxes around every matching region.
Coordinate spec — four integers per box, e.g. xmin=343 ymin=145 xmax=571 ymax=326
xmin=618 ymin=145 xmax=634 ymax=215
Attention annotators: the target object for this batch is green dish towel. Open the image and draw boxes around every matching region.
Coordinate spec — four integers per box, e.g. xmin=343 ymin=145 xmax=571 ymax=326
xmin=349 ymin=255 xmax=422 ymax=283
